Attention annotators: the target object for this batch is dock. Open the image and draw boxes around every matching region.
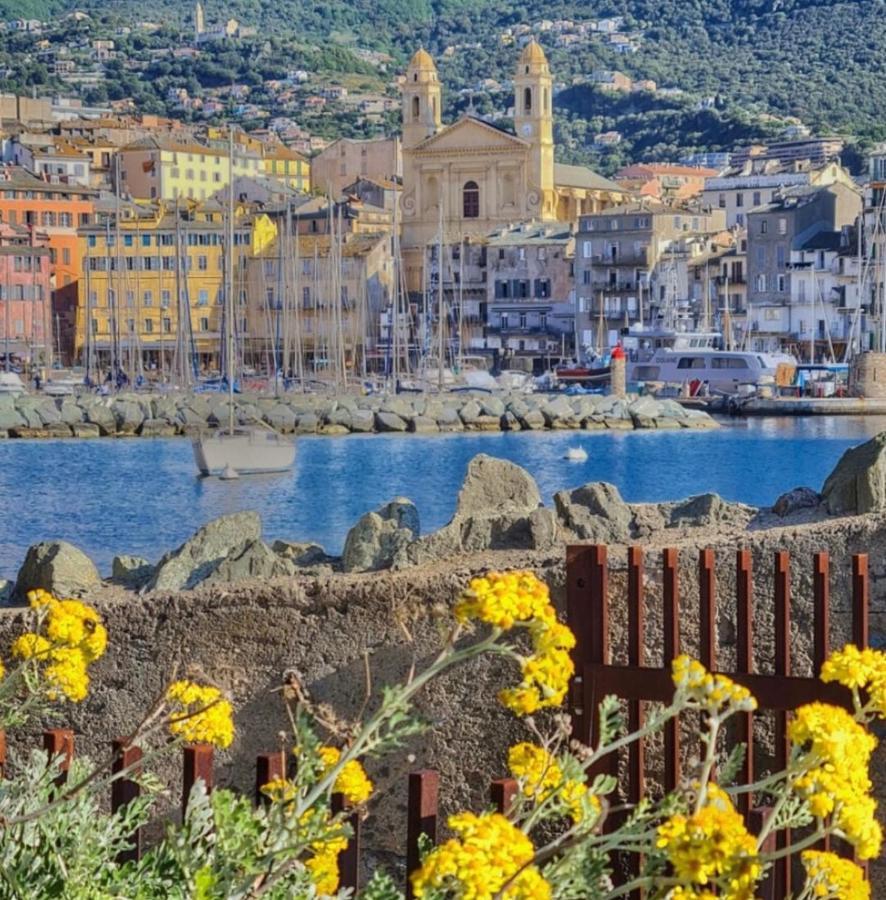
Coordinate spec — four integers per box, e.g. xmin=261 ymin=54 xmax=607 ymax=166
xmin=680 ymin=396 xmax=886 ymax=416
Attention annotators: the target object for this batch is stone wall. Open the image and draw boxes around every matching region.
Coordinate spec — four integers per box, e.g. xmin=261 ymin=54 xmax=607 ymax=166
xmin=0 ymin=516 xmax=884 ymax=889
xmin=850 ymin=350 xmax=886 ymax=399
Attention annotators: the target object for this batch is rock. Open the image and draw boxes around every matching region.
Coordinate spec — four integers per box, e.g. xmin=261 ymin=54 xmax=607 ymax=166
xmin=58 ymin=401 xmax=83 ymax=425
xmin=680 ymin=408 xmax=719 ymax=429
xmin=318 ymin=423 xmax=350 ymax=436
xmin=324 ymin=407 xmax=353 ymax=429
xmin=554 ymin=482 xmax=633 ymax=541
xmin=15 ymin=540 xmax=101 ymax=599
xmin=542 ymin=395 xmax=578 ymax=428
xmin=271 ymin=541 xmax=329 ymax=567
xmin=501 ymin=410 xmax=520 ymax=431
xmin=772 ymin=486 xmax=821 ymax=518
xmin=0 ymin=579 xmax=11 ymax=605
xmin=203 ymin=539 xmax=295 ymax=584
xmin=264 ymin=404 xmax=297 ymax=433
xmin=435 ymin=406 xmax=464 ymax=431
xmin=295 ymin=412 xmax=319 ymax=434
xmin=821 ymin=432 xmax=886 ymax=515
xmin=628 ymin=396 xmax=662 ymax=428
xmin=458 ymin=400 xmax=482 ymax=424
xmin=72 ymin=422 xmax=101 ymax=439
xmin=83 ymin=401 xmax=118 ymax=435
xmin=604 ymin=417 xmax=633 ymax=430
xmin=113 ymin=399 xmax=145 ymax=435
xmin=145 ymin=511 xmax=263 ymax=592
xmin=518 ymin=408 xmax=546 ymax=430
xmin=480 ymin=396 xmax=506 ymax=418
xmin=668 ymin=493 xmax=754 ymax=530
xmin=177 ymin=406 xmax=207 ymax=427
xmin=409 ymin=415 xmax=439 ymax=434
xmin=0 ymin=407 xmax=25 ymax=430
xmin=350 ymin=409 xmax=375 ymax=433
xmin=465 ymin=415 xmax=501 ymax=432
xmin=342 ymin=498 xmax=420 ymax=572
xmin=375 ymin=411 xmax=408 ymax=433
xmin=380 ymin=398 xmax=414 ymax=420
xmin=139 ymin=418 xmax=177 ymax=438
xmin=111 ymin=555 xmax=153 ymax=588
xmin=455 ymin=454 xmax=542 ymax=518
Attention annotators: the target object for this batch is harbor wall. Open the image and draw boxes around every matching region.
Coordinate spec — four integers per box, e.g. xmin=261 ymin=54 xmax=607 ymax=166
xmin=0 ymin=514 xmax=885 ymax=888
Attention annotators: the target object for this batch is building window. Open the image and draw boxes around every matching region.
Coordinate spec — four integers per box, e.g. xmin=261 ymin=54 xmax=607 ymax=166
xmin=197 ymin=255 xmax=208 ymax=270
xmin=582 ymin=240 xmax=591 ymax=258
xmin=519 ymin=312 xmax=527 ymax=329
xmin=144 ymin=318 xmax=153 ymax=333
xmin=412 ymin=96 xmax=419 ymax=119
xmin=523 ymin=86 xmax=532 ymax=113
xmin=753 ymin=191 xmax=761 ymax=207
xmin=736 ymin=193 xmax=744 ymax=208
xmin=777 ymin=274 xmax=786 ymax=293
xmin=143 ymin=290 xmax=153 ymax=306
xmin=760 ymin=220 xmax=768 ymax=234
xmin=161 ymin=290 xmax=171 ymax=308
xmin=198 ymin=290 xmax=209 ymax=306
xmin=718 ymin=193 xmax=725 ymax=208
xmin=62 ymin=247 xmax=71 ymax=265
xmin=463 ymin=181 xmax=479 ymax=219
xmin=162 ymin=317 xmax=171 ymax=333
xmin=776 ymin=245 xmax=786 ymax=268
xmin=778 ymin=217 xmax=787 ymax=235
xmin=200 ymin=317 xmax=209 ymax=332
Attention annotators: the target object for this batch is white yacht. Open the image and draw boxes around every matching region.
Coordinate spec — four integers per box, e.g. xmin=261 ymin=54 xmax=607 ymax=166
xmin=192 ymin=427 xmax=295 ymax=476
xmin=0 ymin=372 xmax=25 ymax=395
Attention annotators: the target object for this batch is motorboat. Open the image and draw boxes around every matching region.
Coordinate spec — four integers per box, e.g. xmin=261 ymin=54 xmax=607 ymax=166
xmin=192 ymin=427 xmax=296 ymax=476
xmin=0 ymin=372 xmax=25 ymax=395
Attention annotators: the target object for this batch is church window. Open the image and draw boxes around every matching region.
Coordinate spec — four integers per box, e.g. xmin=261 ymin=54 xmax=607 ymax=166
xmin=543 ymin=88 xmax=549 ymax=112
xmin=463 ymin=181 xmax=480 ymax=219
xmin=524 ymin=87 xmax=532 ymax=113
xmin=412 ymin=96 xmax=420 ymax=119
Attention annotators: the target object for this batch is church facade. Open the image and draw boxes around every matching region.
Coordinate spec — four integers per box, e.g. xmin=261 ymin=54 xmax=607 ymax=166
xmin=399 ymin=41 xmax=629 ymax=290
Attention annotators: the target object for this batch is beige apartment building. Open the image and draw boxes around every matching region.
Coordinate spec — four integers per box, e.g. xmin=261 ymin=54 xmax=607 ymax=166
xmin=310 ymin=136 xmax=402 ymax=197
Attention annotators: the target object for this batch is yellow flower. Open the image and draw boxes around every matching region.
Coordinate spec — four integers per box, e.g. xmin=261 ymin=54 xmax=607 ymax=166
xmin=43 ymin=647 xmax=90 ymax=702
xmin=672 ymin=655 xmax=757 ymax=713
xmin=411 ymin=811 xmax=550 ymax=900
xmin=260 ymin=777 xmax=296 ymax=804
xmin=507 ymin=742 xmax=599 ymax=825
xmin=27 ymin=588 xmax=55 ymax=608
xmin=11 ymin=632 xmax=51 ymax=660
xmin=305 ymin=831 xmax=348 ymax=896
xmin=455 ymin=571 xmax=555 ymax=630
xmin=656 ymin=785 xmax=761 ymax=895
xmin=165 ymin=680 xmax=235 ymax=749
xmin=821 ymin=644 xmax=886 ymax=719
xmin=802 ymin=850 xmax=870 ymax=899
xmin=317 ymin=745 xmax=373 ymax=805
xmin=789 ymin=702 xmax=881 ymax=859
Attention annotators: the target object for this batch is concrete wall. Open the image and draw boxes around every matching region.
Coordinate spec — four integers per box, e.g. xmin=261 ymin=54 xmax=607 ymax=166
xmin=0 ymin=518 xmax=884 ymax=888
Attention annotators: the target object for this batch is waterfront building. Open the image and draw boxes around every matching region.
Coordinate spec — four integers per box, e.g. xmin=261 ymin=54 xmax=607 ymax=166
xmin=74 ymin=199 xmax=276 ymax=377
xmin=116 ymin=137 xmax=263 ymax=201
xmin=261 ymin=143 xmax=310 ymax=193
xmin=573 ymin=202 xmax=727 ymax=351
xmin=0 ymin=221 xmax=52 ymax=366
xmin=702 ymin=159 xmax=854 ymax=229
xmin=745 ymin=181 xmax=862 ymax=355
xmin=398 ymin=43 xmax=628 ymax=296
xmin=731 ymin=137 xmax=845 ymax=170
xmin=310 ymin=137 xmax=402 ymax=198
xmin=0 ymin=167 xmax=96 ymax=362
xmin=615 ymin=163 xmax=719 ymax=203
xmin=479 ymin=222 xmax=576 ymax=371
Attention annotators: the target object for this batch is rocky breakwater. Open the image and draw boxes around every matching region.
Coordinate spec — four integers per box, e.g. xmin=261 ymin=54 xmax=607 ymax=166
xmin=0 ymin=389 xmax=718 ymax=439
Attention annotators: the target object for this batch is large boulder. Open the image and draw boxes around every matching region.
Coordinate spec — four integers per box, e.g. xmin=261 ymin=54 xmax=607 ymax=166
xmin=0 ymin=407 xmax=25 ymax=431
xmin=375 ymin=411 xmax=408 ymax=433
xmin=271 ymin=541 xmax=330 ymax=567
xmin=113 ymin=399 xmax=145 ymax=435
xmin=342 ymin=498 xmax=420 ymax=572
xmin=455 ymin=454 xmax=541 ymax=518
xmin=821 ymin=432 xmax=886 ymax=515
xmin=350 ymin=409 xmax=376 ymax=433
xmin=203 ymin=539 xmax=295 ymax=584
xmin=554 ymin=482 xmax=633 ymax=542
xmin=264 ymin=405 xmax=297 ymax=433
xmin=111 ymin=555 xmax=154 ymax=588
xmin=145 ymin=511 xmax=263 ymax=592
xmin=668 ymin=493 xmax=755 ymax=530
xmin=772 ymin=486 xmax=821 ymax=518
xmin=83 ymin=401 xmax=117 ymax=435
xmin=140 ymin=419 xmax=177 ymax=438
xmin=15 ymin=541 xmax=101 ymax=599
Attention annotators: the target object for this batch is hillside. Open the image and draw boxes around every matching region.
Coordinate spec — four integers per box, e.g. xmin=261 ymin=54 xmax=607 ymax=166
xmin=0 ymin=0 xmax=882 ymax=170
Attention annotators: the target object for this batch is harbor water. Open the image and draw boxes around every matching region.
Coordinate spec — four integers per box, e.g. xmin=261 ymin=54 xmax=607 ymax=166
xmin=1 ymin=416 xmax=884 ymax=579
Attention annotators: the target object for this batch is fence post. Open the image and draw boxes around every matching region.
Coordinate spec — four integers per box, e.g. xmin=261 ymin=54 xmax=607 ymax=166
xmin=255 ymin=751 xmax=286 ymax=806
xmin=490 ymin=777 xmax=518 ymax=815
xmin=735 ymin=549 xmax=754 ymax=819
xmin=813 ymin=552 xmax=830 ymax=675
xmin=852 ymin=554 xmax=869 ymax=649
xmin=111 ymin=739 xmax=143 ymax=863
xmin=406 ymin=770 xmax=439 ymax=900
xmin=699 ymin=548 xmax=716 ymax=671
xmin=662 ymin=548 xmax=680 ymax=791
xmin=182 ymin=744 xmax=214 ymax=818
xmin=0 ymin=729 xmax=6 ymax=780
xmin=749 ymin=807 xmax=777 ymax=900
xmin=626 ymin=546 xmax=645 ymax=803
xmin=43 ymin=729 xmax=74 ymax=788
xmin=773 ymin=551 xmax=792 ymax=897
xmin=331 ymin=793 xmax=360 ymax=892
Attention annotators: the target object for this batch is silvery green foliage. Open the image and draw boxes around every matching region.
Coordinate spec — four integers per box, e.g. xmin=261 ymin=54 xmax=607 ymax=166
xmin=0 ymin=751 xmax=153 ymax=898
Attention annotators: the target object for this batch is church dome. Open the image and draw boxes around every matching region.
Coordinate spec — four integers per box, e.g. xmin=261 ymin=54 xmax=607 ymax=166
xmin=408 ymin=47 xmax=437 ymax=72
xmin=519 ymin=40 xmax=548 ymax=66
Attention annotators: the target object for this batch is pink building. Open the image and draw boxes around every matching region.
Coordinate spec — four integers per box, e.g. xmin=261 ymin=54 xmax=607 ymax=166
xmin=0 ymin=223 xmax=52 ymax=366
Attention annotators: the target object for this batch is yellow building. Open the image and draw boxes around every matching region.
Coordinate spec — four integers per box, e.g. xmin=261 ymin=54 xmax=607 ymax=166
xmin=261 ymin=144 xmax=311 ymax=193
xmin=75 ymin=199 xmax=276 ymax=379
xmin=399 ymin=42 xmax=629 ymax=292
xmin=117 ymin=137 xmax=264 ymax=202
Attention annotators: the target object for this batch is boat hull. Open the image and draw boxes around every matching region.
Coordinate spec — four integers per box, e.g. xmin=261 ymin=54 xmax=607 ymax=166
xmin=192 ymin=429 xmax=296 ymax=476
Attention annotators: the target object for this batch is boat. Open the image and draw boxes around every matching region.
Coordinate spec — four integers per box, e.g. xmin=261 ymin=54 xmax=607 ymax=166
xmin=564 ymin=447 xmax=588 ymax=461
xmin=193 ymin=427 xmax=295 ymax=476
xmin=192 ymin=130 xmax=295 ymax=477
xmin=0 ymin=372 xmax=25 ymax=395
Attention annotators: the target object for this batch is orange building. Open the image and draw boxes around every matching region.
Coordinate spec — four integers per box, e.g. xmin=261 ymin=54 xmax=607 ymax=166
xmin=0 ymin=167 xmax=97 ymax=363
xmin=615 ymin=163 xmax=720 ymax=202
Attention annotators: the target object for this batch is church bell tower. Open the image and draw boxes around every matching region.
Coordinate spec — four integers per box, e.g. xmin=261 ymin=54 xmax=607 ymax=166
xmin=514 ymin=40 xmax=555 ymax=218
xmin=402 ymin=48 xmax=442 ymax=150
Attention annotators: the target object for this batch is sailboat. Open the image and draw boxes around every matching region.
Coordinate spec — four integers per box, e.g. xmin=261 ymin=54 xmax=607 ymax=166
xmin=192 ymin=130 xmax=296 ymax=477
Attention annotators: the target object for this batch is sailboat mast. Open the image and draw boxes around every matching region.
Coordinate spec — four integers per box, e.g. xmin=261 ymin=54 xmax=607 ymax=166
xmin=227 ymin=129 xmax=235 ymax=433
xmin=437 ymin=202 xmax=444 ymax=391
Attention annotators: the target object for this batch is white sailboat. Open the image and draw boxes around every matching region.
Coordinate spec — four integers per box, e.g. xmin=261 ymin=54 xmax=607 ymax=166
xmin=192 ymin=130 xmax=296 ymax=477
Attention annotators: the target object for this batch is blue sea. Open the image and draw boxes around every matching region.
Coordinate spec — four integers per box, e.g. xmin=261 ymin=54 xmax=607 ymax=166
xmin=0 ymin=416 xmax=883 ymax=578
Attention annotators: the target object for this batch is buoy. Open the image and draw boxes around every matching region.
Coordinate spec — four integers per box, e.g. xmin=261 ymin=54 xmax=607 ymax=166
xmin=220 ymin=464 xmax=240 ymax=480
xmin=564 ymin=447 xmax=588 ymax=461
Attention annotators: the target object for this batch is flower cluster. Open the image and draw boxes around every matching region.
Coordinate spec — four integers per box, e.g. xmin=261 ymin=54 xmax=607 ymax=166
xmin=317 ymin=745 xmax=373 ymax=805
xmin=821 ymin=643 xmax=886 ymax=718
xmin=411 ymin=811 xmax=551 ymax=900
xmin=456 ymin=571 xmax=576 ymax=716
xmin=671 ymin=655 xmax=757 ymax=714
xmin=165 ymin=680 xmax=235 ymax=749
xmin=788 ymin=701 xmax=881 ymax=859
xmin=656 ymin=784 xmax=761 ymax=898
xmin=507 ymin=742 xmax=598 ymax=825
xmin=801 ymin=850 xmax=870 ymax=900
xmin=10 ymin=589 xmax=108 ymax=702
xmin=305 ymin=826 xmax=347 ymax=897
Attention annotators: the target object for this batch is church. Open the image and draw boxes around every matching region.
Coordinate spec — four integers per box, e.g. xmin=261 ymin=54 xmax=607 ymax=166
xmin=399 ymin=40 xmax=629 ymax=274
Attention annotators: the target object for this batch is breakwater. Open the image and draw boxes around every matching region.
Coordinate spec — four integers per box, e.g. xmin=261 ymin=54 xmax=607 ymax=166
xmin=0 ymin=389 xmax=718 ymax=438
